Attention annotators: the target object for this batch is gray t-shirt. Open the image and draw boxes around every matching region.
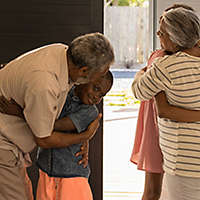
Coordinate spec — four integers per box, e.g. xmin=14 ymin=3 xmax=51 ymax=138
xmin=37 ymin=86 xmax=98 ymax=178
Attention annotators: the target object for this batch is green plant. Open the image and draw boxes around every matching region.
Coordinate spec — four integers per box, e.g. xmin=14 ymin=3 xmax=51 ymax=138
xmin=118 ymin=0 xmax=129 ymax=6
xmin=106 ymin=0 xmax=148 ymax=7
xmin=130 ymin=0 xmax=148 ymax=7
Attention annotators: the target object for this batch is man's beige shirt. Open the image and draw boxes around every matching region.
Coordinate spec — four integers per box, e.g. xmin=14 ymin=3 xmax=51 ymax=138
xmin=0 ymin=44 xmax=71 ymax=153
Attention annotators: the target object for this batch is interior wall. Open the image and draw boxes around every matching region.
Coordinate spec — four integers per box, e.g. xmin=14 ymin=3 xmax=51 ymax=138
xmin=0 ymin=1 xmax=104 ymax=200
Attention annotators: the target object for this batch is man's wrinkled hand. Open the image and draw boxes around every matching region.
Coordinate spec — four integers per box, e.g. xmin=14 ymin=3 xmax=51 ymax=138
xmin=85 ymin=113 xmax=102 ymax=140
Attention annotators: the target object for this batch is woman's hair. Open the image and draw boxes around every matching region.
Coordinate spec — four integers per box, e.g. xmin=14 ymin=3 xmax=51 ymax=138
xmin=67 ymin=32 xmax=115 ymax=75
xmin=162 ymin=7 xmax=200 ymax=49
xmin=165 ymin=3 xmax=194 ymax=12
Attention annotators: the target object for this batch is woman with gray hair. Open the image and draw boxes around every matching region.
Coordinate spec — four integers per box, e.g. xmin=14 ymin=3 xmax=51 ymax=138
xmin=158 ymin=8 xmax=200 ymax=51
xmin=132 ymin=7 xmax=200 ymax=200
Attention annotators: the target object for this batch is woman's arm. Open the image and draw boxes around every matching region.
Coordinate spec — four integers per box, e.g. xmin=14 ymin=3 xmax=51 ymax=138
xmin=155 ymin=92 xmax=200 ymax=122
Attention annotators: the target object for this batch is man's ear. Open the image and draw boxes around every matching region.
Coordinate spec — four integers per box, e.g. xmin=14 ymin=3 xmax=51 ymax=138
xmin=78 ymin=66 xmax=89 ymax=77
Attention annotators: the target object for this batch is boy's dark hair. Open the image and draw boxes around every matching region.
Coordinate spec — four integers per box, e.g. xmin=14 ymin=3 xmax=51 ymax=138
xmin=102 ymin=70 xmax=113 ymax=90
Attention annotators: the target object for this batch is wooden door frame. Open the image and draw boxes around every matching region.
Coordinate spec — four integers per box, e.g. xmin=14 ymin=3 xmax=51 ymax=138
xmin=0 ymin=1 xmax=104 ymax=200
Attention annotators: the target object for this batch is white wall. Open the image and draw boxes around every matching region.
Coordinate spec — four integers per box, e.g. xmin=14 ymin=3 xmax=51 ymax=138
xmin=154 ymin=0 xmax=200 ymax=49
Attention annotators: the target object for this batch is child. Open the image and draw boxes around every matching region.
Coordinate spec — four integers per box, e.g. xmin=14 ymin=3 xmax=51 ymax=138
xmin=0 ymin=71 xmax=113 ymax=200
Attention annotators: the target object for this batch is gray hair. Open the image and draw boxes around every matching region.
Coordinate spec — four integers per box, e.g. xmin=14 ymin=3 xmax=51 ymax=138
xmin=67 ymin=32 xmax=114 ymax=74
xmin=162 ymin=8 xmax=200 ymax=49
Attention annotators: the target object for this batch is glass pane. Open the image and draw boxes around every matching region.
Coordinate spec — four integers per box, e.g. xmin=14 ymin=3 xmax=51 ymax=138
xmin=103 ymin=1 xmax=151 ymax=199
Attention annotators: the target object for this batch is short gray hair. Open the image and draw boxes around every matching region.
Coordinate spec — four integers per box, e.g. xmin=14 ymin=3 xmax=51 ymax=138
xmin=162 ymin=8 xmax=200 ymax=49
xmin=67 ymin=32 xmax=114 ymax=74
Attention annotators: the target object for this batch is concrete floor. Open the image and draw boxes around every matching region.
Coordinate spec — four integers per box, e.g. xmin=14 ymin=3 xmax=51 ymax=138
xmin=103 ymin=105 xmax=145 ymax=200
xmin=103 ymin=69 xmax=146 ymax=200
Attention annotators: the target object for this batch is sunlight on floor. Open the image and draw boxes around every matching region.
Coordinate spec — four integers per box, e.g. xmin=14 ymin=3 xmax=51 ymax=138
xmin=103 ymin=72 xmax=145 ymax=200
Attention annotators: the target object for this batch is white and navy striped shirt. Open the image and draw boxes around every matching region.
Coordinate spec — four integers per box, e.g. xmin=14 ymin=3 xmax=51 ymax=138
xmin=132 ymin=51 xmax=200 ymax=177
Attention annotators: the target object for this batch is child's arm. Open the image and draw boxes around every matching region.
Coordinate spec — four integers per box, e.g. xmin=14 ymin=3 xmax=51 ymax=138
xmin=0 ymin=96 xmax=24 ymax=119
xmin=0 ymin=96 xmax=78 ymax=132
xmin=155 ymin=92 xmax=200 ymax=122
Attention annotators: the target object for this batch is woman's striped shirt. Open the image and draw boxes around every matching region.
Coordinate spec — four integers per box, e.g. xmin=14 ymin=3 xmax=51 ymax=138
xmin=132 ymin=51 xmax=200 ymax=177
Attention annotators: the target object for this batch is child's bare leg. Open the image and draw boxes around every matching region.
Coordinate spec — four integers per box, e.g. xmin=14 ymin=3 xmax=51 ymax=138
xmin=142 ymin=172 xmax=163 ymax=200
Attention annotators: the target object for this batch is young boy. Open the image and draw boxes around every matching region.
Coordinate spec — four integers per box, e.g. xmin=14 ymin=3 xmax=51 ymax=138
xmin=0 ymin=71 xmax=113 ymax=200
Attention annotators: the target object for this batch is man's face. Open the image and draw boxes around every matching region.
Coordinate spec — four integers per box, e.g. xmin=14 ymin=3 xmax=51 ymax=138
xmin=89 ymin=64 xmax=110 ymax=82
xmin=79 ymin=77 xmax=111 ymax=105
xmin=75 ymin=76 xmax=90 ymax=85
xmin=74 ymin=64 xmax=110 ymax=85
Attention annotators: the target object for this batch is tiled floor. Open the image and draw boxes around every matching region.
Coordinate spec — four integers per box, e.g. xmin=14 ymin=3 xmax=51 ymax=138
xmin=103 ymin=70 xmax=145 ymax=200
xmin=103 ymin=105 xmax=145 ymax=200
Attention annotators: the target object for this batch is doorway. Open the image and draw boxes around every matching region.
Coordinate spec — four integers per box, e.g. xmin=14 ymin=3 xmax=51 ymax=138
xmin=103 ymin=1 xmax=152 ymax=199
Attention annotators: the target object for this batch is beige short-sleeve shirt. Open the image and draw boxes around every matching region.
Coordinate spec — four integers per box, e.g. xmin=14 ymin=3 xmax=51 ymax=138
xmin=0 ymin=44 xmax=71 ymax=153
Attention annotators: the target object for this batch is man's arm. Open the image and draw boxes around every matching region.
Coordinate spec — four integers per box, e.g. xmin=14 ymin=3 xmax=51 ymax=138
xmin=0 ymin=95 xmax=90 ymax=166
xmin=0 ymin=95 xmax=101 ymax=148
xmin=35 ymin=114 xmax=101 ymax=148
xmin=54 ymin=117 xmax=76 ymax=132
xmin=155 ymin=92 xmax=200 ymax=122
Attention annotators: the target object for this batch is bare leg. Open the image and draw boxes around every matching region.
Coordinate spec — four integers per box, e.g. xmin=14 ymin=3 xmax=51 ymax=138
xmin=142 ymin=172 xmax=163 ymax=200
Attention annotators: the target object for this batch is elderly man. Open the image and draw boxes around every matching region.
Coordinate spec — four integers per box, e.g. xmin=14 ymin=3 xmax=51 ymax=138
xmin=0 ymin=32 xmax=114 ymax=200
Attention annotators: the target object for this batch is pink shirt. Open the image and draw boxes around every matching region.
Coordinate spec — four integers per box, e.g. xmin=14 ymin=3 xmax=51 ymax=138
xmin=130 ymin=49 xmax=165 ymax=173
xmin=0 ymin=44 xmax=71 ymax=153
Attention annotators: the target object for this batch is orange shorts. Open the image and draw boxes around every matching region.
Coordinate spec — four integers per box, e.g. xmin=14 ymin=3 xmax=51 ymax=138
xmin=36 ymin=170 xmax=93 ymax=200
xmin=25 ymin=168 xmax=34 ymax=200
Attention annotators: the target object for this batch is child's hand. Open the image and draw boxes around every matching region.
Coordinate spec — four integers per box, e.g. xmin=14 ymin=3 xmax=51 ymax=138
xmin=84 ymin=113 xmax=102 ymax=140
xmin=76 ymin=141 xmax=89 ymax=168
xmin=0 ymin=96 xmax=24 ymax=118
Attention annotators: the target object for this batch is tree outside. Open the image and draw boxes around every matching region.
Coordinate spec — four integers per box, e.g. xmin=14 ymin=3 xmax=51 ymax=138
xmin=106 ymin=0 xmax=149 ymax=7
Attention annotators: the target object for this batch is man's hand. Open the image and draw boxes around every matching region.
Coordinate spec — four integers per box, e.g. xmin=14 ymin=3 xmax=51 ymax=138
xmin=0 ymin=96 xmax=24 ymax=118
xmin=83 ymin=113 xmax=102 ymax=140
xmin=76 ymin=141 xmax=89 ymax=168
